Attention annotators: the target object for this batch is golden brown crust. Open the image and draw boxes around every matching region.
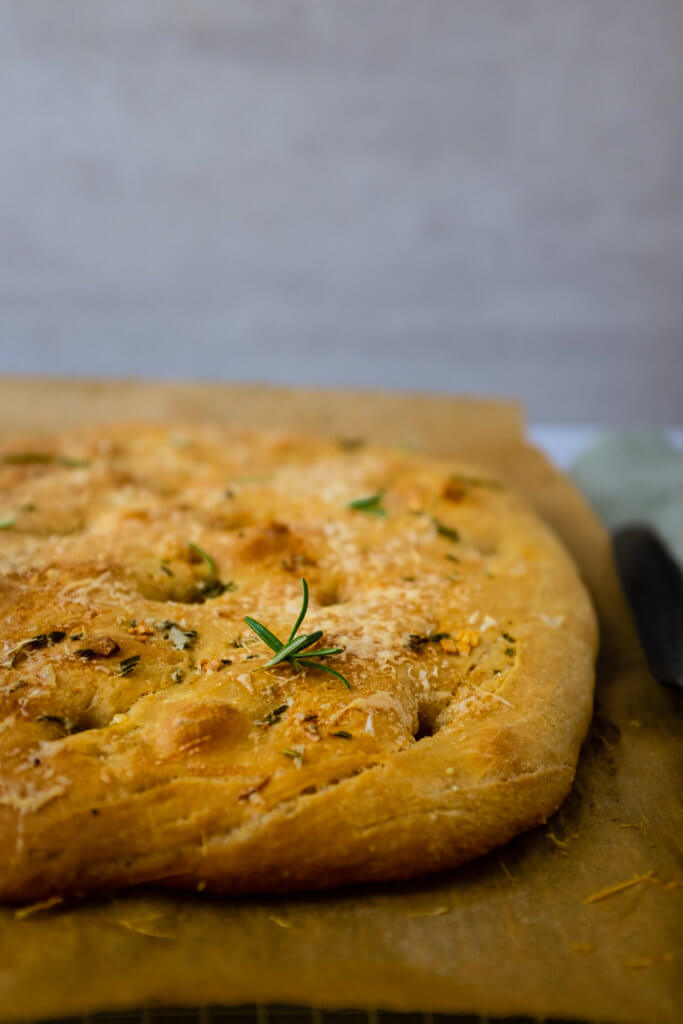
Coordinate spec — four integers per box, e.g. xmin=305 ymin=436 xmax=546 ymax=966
xmin=0 ymin=424 xmax=597 ymax=901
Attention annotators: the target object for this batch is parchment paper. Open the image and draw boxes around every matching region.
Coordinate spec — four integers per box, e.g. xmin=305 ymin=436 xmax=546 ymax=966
xmin=0 ymin=378 xmax=680 ymax=1024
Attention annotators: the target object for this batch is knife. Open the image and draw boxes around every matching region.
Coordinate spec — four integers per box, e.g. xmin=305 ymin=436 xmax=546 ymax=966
xmin=612 ymin=524 xmax=683 ymax=693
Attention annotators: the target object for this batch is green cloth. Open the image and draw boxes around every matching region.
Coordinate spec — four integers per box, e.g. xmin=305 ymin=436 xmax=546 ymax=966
xmin=571 ymin=431 xmax=683 ymax=566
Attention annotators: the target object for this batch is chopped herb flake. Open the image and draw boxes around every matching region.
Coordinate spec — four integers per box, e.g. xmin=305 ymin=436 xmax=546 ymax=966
xmin=118 ymin=655 xmax=141 ymax=677
xmin=0 ymin=517 xmax=15 ymax=530
xmin=434 ymin=519 xmax=460 ymax=542
xmin=408 ymin=632 xmax=451 ymax=651
xmin=332 ymin=730 xmax=353 ymax=739
xmin=347 ymin=492 xmax=386 ymax=517
xmin=4 ymin=634 xmax=54 ymax=667
xmin=256 ymin=704 xmax=290 ymax=727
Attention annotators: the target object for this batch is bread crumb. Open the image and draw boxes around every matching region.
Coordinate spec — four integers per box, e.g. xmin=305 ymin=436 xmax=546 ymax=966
xmin=268 ymin=914 xmax=292 ymax=928
xmin=583 ymin=869 xmax=656 ymax=904
xmin=407 ymin=905 xmax=450 ymax=918
xmin=129 ymin=623 xmax=154 ymax=637
xmin=441 ymin=629 xmax=480 ymax=656
xmin=14 ymin=896 xmax=63 ymax=919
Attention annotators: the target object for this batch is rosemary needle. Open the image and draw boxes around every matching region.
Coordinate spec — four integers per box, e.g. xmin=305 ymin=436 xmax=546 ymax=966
xmin=187 ymin=541 xmax=218 ymax=577
xmin=347 ymin=492 xmax=386 ymax=517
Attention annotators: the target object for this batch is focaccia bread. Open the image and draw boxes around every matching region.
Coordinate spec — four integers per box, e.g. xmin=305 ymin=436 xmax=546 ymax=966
xmin=0 ymin=424 xmax=597 ymax=901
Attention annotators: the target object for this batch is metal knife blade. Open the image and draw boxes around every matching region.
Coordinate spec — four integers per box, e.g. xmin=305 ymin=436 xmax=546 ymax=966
xmin=612 ymin=524 xmax=683 ymax=692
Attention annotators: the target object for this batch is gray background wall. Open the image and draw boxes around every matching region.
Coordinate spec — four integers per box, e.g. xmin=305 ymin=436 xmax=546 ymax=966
xmin=1 ymin=0 xmax=681 ymax=424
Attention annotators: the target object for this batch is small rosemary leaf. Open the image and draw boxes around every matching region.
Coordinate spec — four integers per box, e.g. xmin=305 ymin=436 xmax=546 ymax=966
xmin=187 ymin=542 xmax=217 ymax=577
xmin=434 ymin=519 xmax=460 ymax=542
xmin=287 ymin=578 xmax=309 ymax=643
xmin=296 ymin=646 xmax=345 ymax=658
xmin=283 ymin=748 xmax=303 ymax=759
xmin=332 ymin=730 xmax=353 ymax=739
xmin=243 ymin=617 xmax=283 ymax=653
xmin=301 ymin=661 xmax=351 ymax=690
xmin=264 ymin=631 xmax=322 ymax=668
xmin=347 ymin=493 xmax=386 ymax=516
xmin=0 ymin=517 xmax=15 ymax=529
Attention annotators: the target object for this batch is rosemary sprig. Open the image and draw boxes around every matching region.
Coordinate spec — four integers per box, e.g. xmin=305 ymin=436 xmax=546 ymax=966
xmin=347 ymin=492 xmax=386 ymax=517
xmin=244 ymin=578 xmax=350 ymax=689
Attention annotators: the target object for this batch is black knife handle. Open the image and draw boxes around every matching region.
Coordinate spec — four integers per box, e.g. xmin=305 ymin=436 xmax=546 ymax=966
xmin=613 ymin=524 xmax=683 ymax=693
